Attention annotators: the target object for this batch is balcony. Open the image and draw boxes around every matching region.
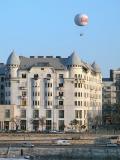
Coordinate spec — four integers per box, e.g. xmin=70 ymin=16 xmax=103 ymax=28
xmin=44 ymin=77 xmax=51 ymax=81
xmin=45 ymin=105 xmax=52 ymax=109
xmin=19 ymin=86 xmax=27 ymax=90
xmin=57 ymin=96 xmax=64 ymax=100
xmin=57 ymin=86 xmax=64 ymax=91
xmin=74 ymin=78 xmax=85 ymax=83
xmin=55 ymin=105 xmax=64 ymax=109
xmin=19 ymin=96 xmax=27 ymax=99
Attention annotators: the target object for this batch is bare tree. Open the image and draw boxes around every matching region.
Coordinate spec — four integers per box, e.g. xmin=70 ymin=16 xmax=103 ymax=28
xmin=10 ymin=116 xmax=20 ymax=131
xmin=39 ymin=117 xmax=46 ymax=132
xmin=69 ymin=119 xmax=79 ymax=130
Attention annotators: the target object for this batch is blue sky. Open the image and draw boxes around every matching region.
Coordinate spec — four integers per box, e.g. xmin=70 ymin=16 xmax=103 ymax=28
xmin=0 ymin=0 xmax=120 ymax=77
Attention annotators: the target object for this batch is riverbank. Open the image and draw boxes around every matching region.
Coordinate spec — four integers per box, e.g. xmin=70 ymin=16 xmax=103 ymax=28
xmin=0 ymin=146 xmax=120 ymax=159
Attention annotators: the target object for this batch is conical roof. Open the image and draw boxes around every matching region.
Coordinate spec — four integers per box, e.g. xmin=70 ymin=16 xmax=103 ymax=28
xmin=7 ymin=50 xmax=20 ymax=65
xmin=67 ymin=51 xmax=81 ymax=65
xmin=91 ymin=61 xmax=101 ymax=73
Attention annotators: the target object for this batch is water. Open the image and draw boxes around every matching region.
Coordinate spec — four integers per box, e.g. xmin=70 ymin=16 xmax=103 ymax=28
xmin=0 ymin=157 xmax=119 ymax=160
xmin=0 ymin=158 xmax=26 ymax=160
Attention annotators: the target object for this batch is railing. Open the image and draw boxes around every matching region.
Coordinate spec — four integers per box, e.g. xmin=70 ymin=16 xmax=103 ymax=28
xmin=19 ymin=86 xmax=27 ymax=90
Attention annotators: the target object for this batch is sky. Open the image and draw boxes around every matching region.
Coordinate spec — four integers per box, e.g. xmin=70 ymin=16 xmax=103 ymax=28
xmin=0 ymin=0 xmax=120 ymax=77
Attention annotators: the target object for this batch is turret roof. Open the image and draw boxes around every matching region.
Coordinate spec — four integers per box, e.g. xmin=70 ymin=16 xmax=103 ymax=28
xmin=7 ymin=51 xmax=20 ymax=65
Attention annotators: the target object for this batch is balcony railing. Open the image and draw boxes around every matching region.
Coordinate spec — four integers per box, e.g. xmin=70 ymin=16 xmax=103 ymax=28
xmin=19 ymin=86 xmax=27 ymax=90
xmin=55 ymin=105 xmax=64 ymax=109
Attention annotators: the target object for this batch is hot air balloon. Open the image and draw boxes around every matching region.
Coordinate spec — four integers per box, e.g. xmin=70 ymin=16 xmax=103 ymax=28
xmin=74 ymin=14 xmax=88 ymax=36
xmin=74 ymin=14 xmax=88 ymax=26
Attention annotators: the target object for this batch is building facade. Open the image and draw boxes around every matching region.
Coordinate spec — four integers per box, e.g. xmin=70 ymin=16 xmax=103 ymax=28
xmin=102 ymin=69 xmax=120 ymax=124
xmin=0 ymin=51 xmax=102 ymax=131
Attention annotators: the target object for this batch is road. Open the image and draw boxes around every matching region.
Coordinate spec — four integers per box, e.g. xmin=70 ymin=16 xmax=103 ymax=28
xmin=0 ymin=143 xmax=120 ymax=149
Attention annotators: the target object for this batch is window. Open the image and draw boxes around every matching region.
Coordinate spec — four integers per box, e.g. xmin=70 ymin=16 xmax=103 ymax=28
xmin=78 ymin=83 xmax=82 ymax=88
xmin=74 ymin=92 xmax=77 ymax=97
xmin=59 ymin=101 xmax=64 ymax=106
xmin=22 ymin=91 xmax=26 ymax=96
xmin=1 ymin=77 xmax=4 ymax=82
xmin=78 ymin=92 xmax=80 ymax=97
xmin=75 ymin=110 xmax=82 ymax=119
xmin=46 ymin=120 xmax=51 ymax=130
xmin=8 ymin=91 xmax=10 ymax=96
xmin=59 ymin=92 xmax=64 ymax=97
xmin=48 ymin=92 xmax=52 ymax=96
xmin=21 ymin=110 xmax=26 ymax=118
xmin=4 ymin=121 xmax=9 ymax=130
xmin=1 ymin=93 xmax=4 ymax=98
xmin=78 ymin=74 xmax=82 ymax=78
xmin=59 ymin=74 xmax=63 ymax=79
xmin=47 ymin=74 xmax=51 ymax=78
xmin=20 ymin=120 xmax=26 ymax=130
xmin=116 ymin=74 xmax=120 ymax=79
xmin=74 ymin=74 xmax=77 ymax=78
xmin=81 ymin=101 xmax=82 ymax=106
xmin=1 ymin=100 xmax=3 ymax=104
xmin=34 ymin=74 xmax=38 ymax=80
xmin=21 ymin=100 xmax=27 ymax=106
xmin=84 ymin=93 xmax=86 ymax=98
xmin=33 ymin=110 xmax=39 ymax=118
xmin=8 ymin=82 xmax=11 ymax=87
xmin=74 ymin=101 xmax=77 ymax=106
xmin=59 ymin=110 xmax=64 ymax=118
xmin=22 ymin=74 xmax=26 ymax=78
xmin=59 ymin=83 xmax=63 ymax=87
xmin=5 ymin=110 xmax=10 ymax=118
xmin=46 ymin=110 xmax=51 ymax=118
xmin=33 ymin=120 xmax=39 ymax=131
xmin=35 ymin=101 xmax=37 ymax=106
xmin=1 ymin=85 xmax=4 ymax=90
xmin=48 ymin=83 xmax=52 ymax=87
xmin=48 ymin=101 xmax=52 ymax=106
xmin=75 ymin=101 xmax=77 ymax=106
xmin=8 ymin=74 xmax=11 ymax=78
xmin=74 ymin=83 xmax=77 ymax=88
xmin=59 ymin=120 xmax=64 ymax=131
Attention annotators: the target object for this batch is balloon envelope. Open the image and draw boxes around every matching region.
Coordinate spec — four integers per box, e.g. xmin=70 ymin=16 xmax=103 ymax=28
xmin=74 ymin=14 xmax=88 ymax=26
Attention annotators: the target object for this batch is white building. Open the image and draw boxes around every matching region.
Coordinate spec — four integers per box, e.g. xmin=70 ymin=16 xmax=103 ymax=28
xmin=0 ymin=51 xmax=102 ymax=131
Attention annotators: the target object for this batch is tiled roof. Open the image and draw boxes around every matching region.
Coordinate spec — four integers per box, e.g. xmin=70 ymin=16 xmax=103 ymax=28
xmin=1 ymin=51 xmax=101 ymax=74
xmin=19 ymin=56 xmax=68 ymax=70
